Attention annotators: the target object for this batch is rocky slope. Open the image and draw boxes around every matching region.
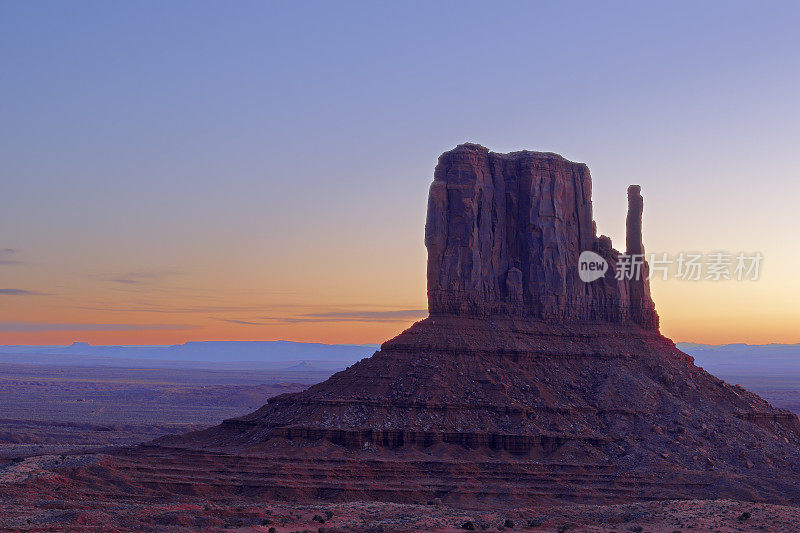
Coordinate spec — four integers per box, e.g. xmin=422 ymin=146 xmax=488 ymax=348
xmin=149 ymin=144 xmax=800 ymax=505
xmin=5 ymin=144 xmax=798 ymax=511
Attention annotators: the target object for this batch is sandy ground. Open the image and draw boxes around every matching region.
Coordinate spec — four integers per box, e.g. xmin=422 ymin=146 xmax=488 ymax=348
xmin=0 ymin=497 xmax=795 ymax=532
xmin=0 ymin=460 xmax=797 ymax=533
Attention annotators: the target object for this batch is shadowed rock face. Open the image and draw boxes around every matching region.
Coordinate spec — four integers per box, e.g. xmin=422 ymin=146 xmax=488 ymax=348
xmin=426 ymin=143 xmax=657 ymax=329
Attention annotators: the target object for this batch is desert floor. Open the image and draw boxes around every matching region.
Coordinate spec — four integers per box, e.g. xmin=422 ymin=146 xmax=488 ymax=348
xmin=2 ymin=363 xmax=800 ymax=532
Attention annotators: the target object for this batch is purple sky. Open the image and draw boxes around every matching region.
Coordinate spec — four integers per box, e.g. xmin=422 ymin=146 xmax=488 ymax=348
xmin=2 ymin=1 xmax=799 ymax=344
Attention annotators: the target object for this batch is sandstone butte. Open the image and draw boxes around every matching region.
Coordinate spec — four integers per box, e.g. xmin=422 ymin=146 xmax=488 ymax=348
xmin=17 ymin=144 xmax=800 ymax=507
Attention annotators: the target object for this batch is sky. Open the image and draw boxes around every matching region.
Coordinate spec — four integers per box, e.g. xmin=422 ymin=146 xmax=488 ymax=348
xmin=1 ymin=1 xmax=799 ymax=345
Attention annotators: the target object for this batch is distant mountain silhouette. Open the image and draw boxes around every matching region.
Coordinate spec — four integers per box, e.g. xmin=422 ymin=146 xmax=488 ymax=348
xmin=678 ymin=342 xmax=800 ymax=377
xmin=0 ymin=340 xmax=376 ymax=371
xmin=1 ymin=340 xmax=798 ymax=375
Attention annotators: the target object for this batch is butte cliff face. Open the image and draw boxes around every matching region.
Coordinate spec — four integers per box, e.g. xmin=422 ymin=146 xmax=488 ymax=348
xmin=425 ymin=144 xmax=657 ymax=329
xmin=150 ymin=144 xmax=800 ymax=506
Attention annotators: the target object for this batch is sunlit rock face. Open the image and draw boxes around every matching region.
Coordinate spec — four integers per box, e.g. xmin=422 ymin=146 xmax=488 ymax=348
xmin=425 ymin=143 xmax=657 ymax=329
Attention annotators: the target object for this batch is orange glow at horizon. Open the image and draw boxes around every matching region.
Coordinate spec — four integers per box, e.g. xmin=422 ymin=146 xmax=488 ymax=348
xmin=3 ymin=180 xmax=799 ymax=347
xmin=2 ymin=272 xmax=798 ymax=346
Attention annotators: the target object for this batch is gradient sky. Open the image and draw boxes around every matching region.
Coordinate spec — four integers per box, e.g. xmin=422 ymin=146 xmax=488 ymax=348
xmin=2 ymin=1 xmax=799 ymax=345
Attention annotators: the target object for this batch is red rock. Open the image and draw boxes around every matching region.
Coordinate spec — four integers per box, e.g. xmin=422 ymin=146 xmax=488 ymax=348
xmin=20 ymin=144 xmax=800 ymax=507
xmin=426 ymin=144 xmax=657 ymax=329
